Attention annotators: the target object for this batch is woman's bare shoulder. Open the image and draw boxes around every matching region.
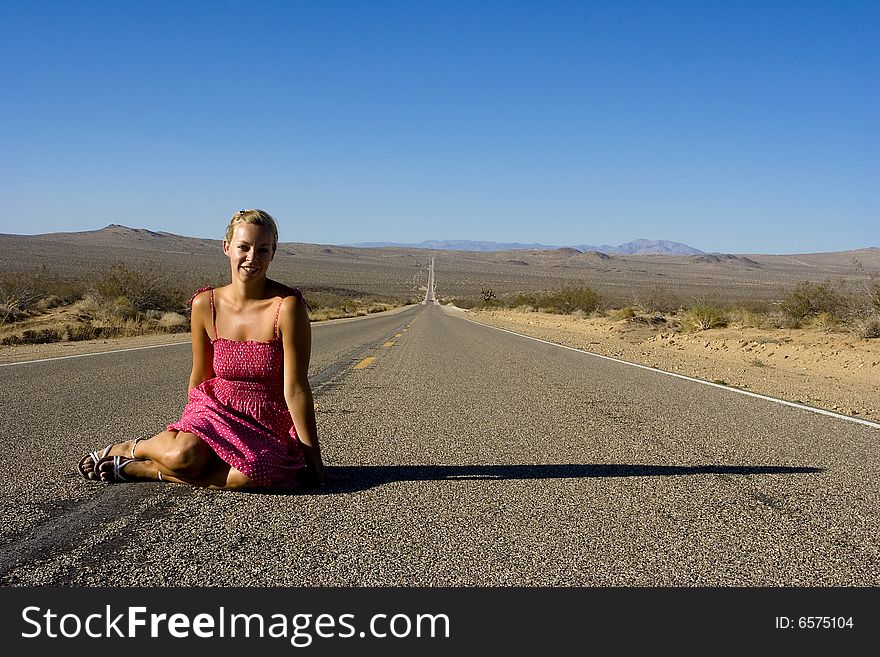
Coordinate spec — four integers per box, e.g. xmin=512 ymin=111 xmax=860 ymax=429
xmin=189 ymin=287 xmax=213 ymax=310
xmin=277 ymin=291 xmax=309 ymax=334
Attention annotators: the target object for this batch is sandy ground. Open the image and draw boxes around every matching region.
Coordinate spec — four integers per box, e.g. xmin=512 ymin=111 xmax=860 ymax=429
xmin=454 ymin=307 xmax=880 ymax=423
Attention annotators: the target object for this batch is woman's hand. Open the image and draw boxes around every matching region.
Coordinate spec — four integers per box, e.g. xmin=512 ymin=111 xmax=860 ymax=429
xmin=301 ymin=461 xmax=329 ymax=487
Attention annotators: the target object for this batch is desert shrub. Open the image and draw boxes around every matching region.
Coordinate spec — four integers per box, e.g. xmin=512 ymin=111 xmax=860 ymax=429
xmin=0 ymin=275 xmax=46 ymax=323
xmin=808 ymin=311 xmax=841 ymax=332
xmin=158 ymin=312 xmax=189 ymax=332
xmin=728 ymin=307 xmax=766 ymax=329
xmin=868 ymin=279 xmax=880 ymax=316
xmin=541 ymin=285 xmax=600 ymax=315
xmin=681 ymin=304 xmax=728 ymax=331
xmin=765 ymin=309 xmax=801 ymax=329
xmin=614 ymin=306 xmax=637 ymax=319
xmin=65 ymin=321 xmax=105 ymax=341
xmin=1 ymin=327 xmax=64 ymax=345
xmin=627 ymin=314 xmax=668 ymax=326
xmin=502 ymin=292 xmax=539 ymax=309
xmin=631 ymin=286 xmax=683 ymax=314
xmin=90 ymin=263 xmax=185 ymax=317
xmin=105 ymin=317 xmax=143 ymax=337
xmin=844 ymin=277 xmax=880 ymax=322
xmin=780 ymin=280 xmax=847 ymax=323
xmin=854 ymin=316 xmax=880 ymax=339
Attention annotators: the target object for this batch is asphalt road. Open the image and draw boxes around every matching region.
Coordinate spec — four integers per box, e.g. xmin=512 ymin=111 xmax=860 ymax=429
xmin=0 ymin=303 xmax=878 ymax=586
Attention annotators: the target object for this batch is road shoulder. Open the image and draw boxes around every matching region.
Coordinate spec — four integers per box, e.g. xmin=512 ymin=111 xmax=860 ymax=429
xmin=444 ymin=305 xmax=879 ymax=422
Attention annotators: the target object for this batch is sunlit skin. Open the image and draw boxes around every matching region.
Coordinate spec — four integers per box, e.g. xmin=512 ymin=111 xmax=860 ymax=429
xmin=79 ymin=223 xmax=328 ymax=488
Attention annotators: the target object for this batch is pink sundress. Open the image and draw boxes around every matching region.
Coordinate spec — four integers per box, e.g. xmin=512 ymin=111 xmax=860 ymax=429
xmin=167 ymin=286 xmax=306 ymax=488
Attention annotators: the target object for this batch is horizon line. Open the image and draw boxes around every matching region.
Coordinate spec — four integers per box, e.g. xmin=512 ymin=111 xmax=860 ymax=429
xmin=1 ymin=223 xmax=877 ymax=257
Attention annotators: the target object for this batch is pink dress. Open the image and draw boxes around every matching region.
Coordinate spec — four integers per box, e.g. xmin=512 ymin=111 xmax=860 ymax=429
xmin=168 ymin=286 xmax=306 ymax=488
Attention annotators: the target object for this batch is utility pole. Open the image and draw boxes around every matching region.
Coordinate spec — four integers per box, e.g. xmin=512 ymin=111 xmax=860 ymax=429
xmin=422 ymin=257 xmax=436 ymax=304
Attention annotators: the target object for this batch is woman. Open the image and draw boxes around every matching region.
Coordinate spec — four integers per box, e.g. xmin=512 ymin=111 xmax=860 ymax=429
xmin=77 ymin=209 xmax=327 ymax=490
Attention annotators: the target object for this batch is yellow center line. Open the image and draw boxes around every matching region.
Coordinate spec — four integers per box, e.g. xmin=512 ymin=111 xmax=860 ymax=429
xmin=354 ymin=356 xmax=376 ymax=369
xmin=383 ymin=341 xmax=394 ymax=347
xmin=394 ymin=333 xmax=402 ymax=338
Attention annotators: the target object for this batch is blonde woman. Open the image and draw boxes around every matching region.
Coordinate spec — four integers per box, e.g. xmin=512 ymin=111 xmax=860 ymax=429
xmin=77 ymin=209 xmax=327 ymax=489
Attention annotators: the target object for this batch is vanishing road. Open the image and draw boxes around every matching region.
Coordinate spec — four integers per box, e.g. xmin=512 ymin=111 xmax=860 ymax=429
xmin=1 ymin=304 xmax=878 ymax=585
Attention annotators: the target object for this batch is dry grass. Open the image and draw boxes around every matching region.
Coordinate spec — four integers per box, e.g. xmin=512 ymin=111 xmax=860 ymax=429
xmin=680 ymin=305 xmax=729 ymax=332
xmin=445 ymin=275 xmax=880 ymax=342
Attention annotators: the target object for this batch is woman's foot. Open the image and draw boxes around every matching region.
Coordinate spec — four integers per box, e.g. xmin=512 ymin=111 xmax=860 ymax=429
xmin=77 ymin=445 xmax=111 ymax=480
xmin=95 ymin=455 xmax=159 ymax=483
xmin=78 ymin=438 xmax=145 ymax=482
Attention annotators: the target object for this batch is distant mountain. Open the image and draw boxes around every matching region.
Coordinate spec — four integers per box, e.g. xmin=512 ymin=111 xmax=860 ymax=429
xmin=23 ymin=224 xmax=222 ymax=254
xmin=349 ymin=239 xmax=556 ymax=252
xmin=28 ymin=227 xmax=703 ymax=256
xmin=349 ymin=238 xmax=704 ymax=255
xmin=573 ymin=239 xmax=704 ymax=256
xmin=689 ymin=254 xmax=762 ymax=268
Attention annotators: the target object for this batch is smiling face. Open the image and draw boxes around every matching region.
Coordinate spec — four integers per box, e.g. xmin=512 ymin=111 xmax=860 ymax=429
xmin=223 ymin=222 xmax=276 ymax=282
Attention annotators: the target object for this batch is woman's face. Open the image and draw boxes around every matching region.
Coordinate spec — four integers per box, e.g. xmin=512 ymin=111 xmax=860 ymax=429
xmin=223 ymin=223 xmax=275 ymax=282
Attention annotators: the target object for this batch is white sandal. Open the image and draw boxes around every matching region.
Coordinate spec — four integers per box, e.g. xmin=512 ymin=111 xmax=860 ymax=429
xmin=130 ymin=437 xmax=145 ymax=459
xmin=77 ymin=445 xmax=111 ymax=480
xmin=97 ymin=455 xmax=137 ymax=483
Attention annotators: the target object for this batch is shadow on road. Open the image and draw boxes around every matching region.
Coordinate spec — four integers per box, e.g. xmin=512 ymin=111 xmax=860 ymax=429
xmin=287 ymin=463 xmax=824 ymax=495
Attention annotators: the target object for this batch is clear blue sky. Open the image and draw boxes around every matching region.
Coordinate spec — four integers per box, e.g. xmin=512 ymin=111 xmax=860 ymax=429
xmin=2 ymin=0 xmax=877 ymax=254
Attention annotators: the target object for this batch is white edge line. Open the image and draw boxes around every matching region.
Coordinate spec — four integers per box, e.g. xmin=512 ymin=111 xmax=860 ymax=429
xmin=448 ymin=310 xmax=880 ymax=431
xmin=0 ymin=341 xmax=190 ymax=367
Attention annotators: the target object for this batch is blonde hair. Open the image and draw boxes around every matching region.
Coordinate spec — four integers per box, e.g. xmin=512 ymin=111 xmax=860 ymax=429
xmin=225 ymin=209 xmax=279 ymax=251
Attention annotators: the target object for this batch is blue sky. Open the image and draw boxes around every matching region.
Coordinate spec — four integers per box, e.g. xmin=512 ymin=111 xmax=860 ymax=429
xmin=2 ymin=0 xmax=877 ymax=254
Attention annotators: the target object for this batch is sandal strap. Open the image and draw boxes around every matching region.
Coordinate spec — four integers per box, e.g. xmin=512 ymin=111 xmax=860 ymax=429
xmin=100 ymin=455 xmax=136 ymax=483
xmin=130 ymin=437 xmax=145 ymax=460
xmin=90 ymin=445 xmax=111 ymax=464
xmin=116 ymin=456 xmax=135 ymax=482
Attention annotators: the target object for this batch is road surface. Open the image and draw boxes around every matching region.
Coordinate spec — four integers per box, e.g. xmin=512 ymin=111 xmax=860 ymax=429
xmin=1 ymin=303 xmax=878 ymax=585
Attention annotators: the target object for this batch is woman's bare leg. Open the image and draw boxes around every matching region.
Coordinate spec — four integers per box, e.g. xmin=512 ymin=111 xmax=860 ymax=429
xmin=119 ymin=458 xmax=256 ymax=490
xmin=86 ymin=430 xmax=257 ymax=490
xmin=82 ymin=430 xmax=213 ymax=480
xmin=157 ymin=461 xmax=257 ymax=490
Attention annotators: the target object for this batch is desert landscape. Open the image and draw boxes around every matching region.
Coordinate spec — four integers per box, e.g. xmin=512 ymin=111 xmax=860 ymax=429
xmin=1 ymin=225 xmax=878 ymax=422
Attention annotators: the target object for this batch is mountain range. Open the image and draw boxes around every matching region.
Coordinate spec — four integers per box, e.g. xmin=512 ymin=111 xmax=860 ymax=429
xmin=349 ymin=238 xmax=704 ymax=255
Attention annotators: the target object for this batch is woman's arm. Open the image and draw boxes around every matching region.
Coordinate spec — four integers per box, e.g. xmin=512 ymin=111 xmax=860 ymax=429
xmin=280 ymin=294 xmax=326 ymax=483
xmin=188 ymin=290 xmax=215 ymax=391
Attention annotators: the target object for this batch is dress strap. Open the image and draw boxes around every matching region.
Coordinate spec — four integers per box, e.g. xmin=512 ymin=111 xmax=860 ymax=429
xmin=187 ymin=285 xmax=214 ymax=306
xmin=186 ymin=285 xmax=218 ymax=340
xmin=210 ymin=288 xmax=218 ymax=341
xmin=273 ymin=296 xmax=284 ymax=339
xmin=272 ymin=288 xmax=310 ymax=338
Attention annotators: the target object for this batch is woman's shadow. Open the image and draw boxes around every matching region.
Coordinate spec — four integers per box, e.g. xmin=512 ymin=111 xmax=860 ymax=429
xmin=283 ymin=462 xmax=824 ymax=495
